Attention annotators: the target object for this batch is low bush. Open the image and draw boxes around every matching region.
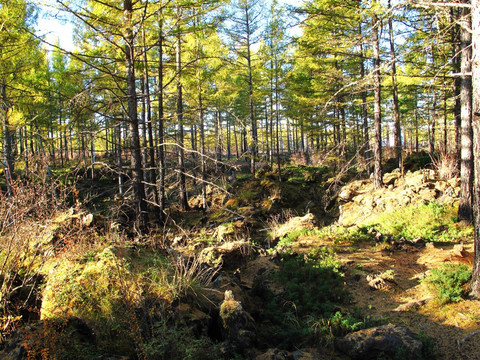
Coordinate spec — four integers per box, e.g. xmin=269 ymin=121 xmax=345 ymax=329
xmin=41 ymin=247 xmax=218 ymax=358
xmin=423 ymin=263 xmax=471 ymax=304
xmin=258 ymin=251 xmax=347 ymax=349
xmin=143 ymin=322 xmax=218 ymax=360
xmin=372 ymin=202 xmax=472 ymax=242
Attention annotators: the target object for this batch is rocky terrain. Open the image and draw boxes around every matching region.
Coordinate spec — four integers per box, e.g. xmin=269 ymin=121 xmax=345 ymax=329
xmin=0 ymin=166 xmax=478 ymax=360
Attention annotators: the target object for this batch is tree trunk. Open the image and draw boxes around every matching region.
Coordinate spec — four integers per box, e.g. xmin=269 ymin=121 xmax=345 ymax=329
xmin=359 ymin=23 xmax=370 ymax=174
xmin=157 ymin=8 xmax=166 ymax=215
xmin=199 ymin=86 xmax=207 ymax=210
xmin=143 ymin=36 xmax=158 ymax=214
xmin=216 ymin=110 xmax=222 ymax=162
xmin=116 ymin=122 xmax=124 ymax=196
xmin=125 ymin=0 xmax=148 ymax=230
xmin=1 ymin=82 xmax=13 ymax=195
xmin=388 ymin=0 xmax=402 ymax=169
xmin=459 ymin=5 xmax=473 ymax=222
xmin=176 ymin=14 xmax=189 ymax=211
xmin=246 ymin=12 xmax=256 ymax=177
xmin=372 ymin=7 xmax=383 ymax=189
xmin=470 ymin=0 xmax=480 ymax=298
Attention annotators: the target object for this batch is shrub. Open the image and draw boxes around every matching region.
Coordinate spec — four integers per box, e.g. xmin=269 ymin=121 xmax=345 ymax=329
xmin=372 ymin=202 xmax=472 ymax=242
xmin=258 ymin=251 xmax=347 ymax=349
xmin=423 ymin=263 xmax=471 ymax=304
xmin=143 ymin=321 xmax=218 ymax=360
xmin=40 ymin=248 xmax=218 ymax=358
xmin=0 ymin=175 xmax=73 ymax=331
xmin=312 ymin=311 xmax=372 ymax=338
xmin=431 ymin=150 xmax=458 ymax=180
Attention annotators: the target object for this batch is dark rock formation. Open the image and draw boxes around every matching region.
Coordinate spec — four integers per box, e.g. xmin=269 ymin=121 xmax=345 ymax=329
xmin=334 ymin=324 xmax=424 ymax=359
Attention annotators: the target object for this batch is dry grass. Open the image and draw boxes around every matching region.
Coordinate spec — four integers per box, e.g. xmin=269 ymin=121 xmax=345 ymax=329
xmin=0 ymin=176 xmax=66 ymax=320
xmin=431 ymin=150 xmax=459 ymax=180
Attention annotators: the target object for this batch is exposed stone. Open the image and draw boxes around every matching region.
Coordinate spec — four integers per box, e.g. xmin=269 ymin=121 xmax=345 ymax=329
xmin=270 ymin=213 xmax=317 ymax=241
xmin=449 ymin=243 xmax=474 ymax=265
xmin=383 ymin=172 xmax=399 ymax=186
xmin=200 ymin=240 xmax=251 ymax=269
xmin=393 ymin=298 xmax=431 ymax=312
xmin=82 ymin=213 xmax=94 ymax=227
xmin=339 ymin=187 xmax=358 ymax=203
xmin=255 ymin=348 xmax=290 ymax=360
xmin=219 ymin=290 xmax=255 ymax=356
xmin=177 ymin=303 xmax=211 ymax=336
xmin=255 ymin=348 xmax=321 ymax=360
xmin=334 ymin=324 xmax=424 ymax=360
xmin=338 ymin=170 xmax=461 ymax=227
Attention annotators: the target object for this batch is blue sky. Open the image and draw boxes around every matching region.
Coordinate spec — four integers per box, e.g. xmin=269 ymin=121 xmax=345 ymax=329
xmin=35 ymin=0 xmax=301 ymax=53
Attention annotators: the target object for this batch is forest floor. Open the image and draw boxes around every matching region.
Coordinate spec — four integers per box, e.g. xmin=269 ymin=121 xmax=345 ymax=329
xmin=2 ymin=155 xmax=480 ymax=360
xmin=328 ymin=239 xmax=478 ymax=359
xmin=268 ymin=165 xmax=480 ymax=359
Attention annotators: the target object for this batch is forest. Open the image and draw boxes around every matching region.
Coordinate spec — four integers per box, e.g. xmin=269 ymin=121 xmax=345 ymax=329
xmin=2 ymin=0 xmax=480 ymax=359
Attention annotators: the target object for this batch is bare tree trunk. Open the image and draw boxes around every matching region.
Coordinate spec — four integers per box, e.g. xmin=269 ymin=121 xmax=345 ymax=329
xmin=469 ymin=0 xmax=480 ymax=298
xmin=116 ymin=122 xmax=124 ymax=196
xmin=227 ymin=114 xmax=231 ymax=160
xmin=176 ymin=13 xmax=189 ymax=211
xmin=274 ymin=53 xmax=282 ymax=181
xmin=388 ymin=0 xmax=402 ymax=169
xmin=242 ymin=6 xmax=257 ymax=177
xmin=199 ymin=87 xmax=207 ymax=210
xmin=143 ymin=34 xmax=159 ymax=215
xmin=216 ymin=110 xmax=222 ymax=162
xmin=125 ymin=0 xmax=148 ymax=230
xmin=372 ymin=6 xmax=383 ymax=189
xmin=157 ymin=7 xmax=166 ymax=215
xmin=359 ymin=23 xmax=370 ymax=174
xmin=459 ymin=4 xmax=473 ymax=222
xmin=234 ymin=122 xmax=239 ymax=159
xmin=1 ymin=82 xmax=13 ymax=195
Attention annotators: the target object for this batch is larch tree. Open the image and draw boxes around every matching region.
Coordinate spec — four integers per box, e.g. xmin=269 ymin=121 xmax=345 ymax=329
xmin=372 ymin=0 xmax=383 ymax=189
xmin=227 ymin=0 xmax=262 ymax=177
xmin=0 ymin=0 xmax=46 ymax=193
xmin=470 ymin=0 xmax=480 ymax=298
xmin=458 ymin=2 xmax=473 ymax=223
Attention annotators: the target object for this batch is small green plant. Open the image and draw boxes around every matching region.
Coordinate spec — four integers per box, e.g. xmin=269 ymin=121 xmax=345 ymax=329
xmin=314 ymin=311 xmax=364 ymax=337
xmin=258 ymin=252 xmax=348 ymax=349
xmin=423 ymin=263 xmax=471 ymax=304
xmin=143 ymin=321 xmax=218 ymax=360
xmin=316 ymin=225 xmax=373 ymax=244
xmin=371 ymin=202 xmax=473 ymax=242
xmin=276 ymin=228 xmax=319 ymax=248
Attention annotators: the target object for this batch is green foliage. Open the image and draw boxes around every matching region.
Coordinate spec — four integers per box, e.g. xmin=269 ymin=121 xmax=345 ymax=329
xmin=258 ymin=251 xmax=347 ymax=349
xmin=282 ymin=165 xmax=330 ymax=183
xmin=413 ymin=331 xmax=438 ymax=360
xmin=42 ymin=248 xmax=140 ymax=355
xmin=41 ymin=247 xmax=217 ymax=357
xmin=316 ymin=225 xmax=374 ymax=244
xmin=276 ymin=228 xmax=320 ymax=247
xmin=423 ymin=263 xmax=471 ymax=304
xmin=143 ymin=322 xmax=218 ymax=360
xmin=312 ymin=311 xmax=381 ymax=338
xmin=371 ymin=202 xmax=472 ymax=242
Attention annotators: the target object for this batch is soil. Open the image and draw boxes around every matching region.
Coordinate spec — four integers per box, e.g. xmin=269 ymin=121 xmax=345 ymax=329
xmin=332 ymin=239 xmax=480 ymax=360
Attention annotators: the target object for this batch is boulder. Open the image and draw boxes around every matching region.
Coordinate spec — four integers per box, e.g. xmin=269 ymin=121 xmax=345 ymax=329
xmin=255 ymin=348 xmax=321 ymax=360
xmin=255 ymin=348 xmax=290 ymax=360
xmin=176 ymin=303 xmax=211 ymax=336
xmin=339 ymin=187 xmax=358 ymax=203
xmin=334 ymin=324 xmax=423 ymax=360
xmin=219 ymin=290 xmax=255 ymax=355
xmin=200 ymin=240 xmax=251 ymax=269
